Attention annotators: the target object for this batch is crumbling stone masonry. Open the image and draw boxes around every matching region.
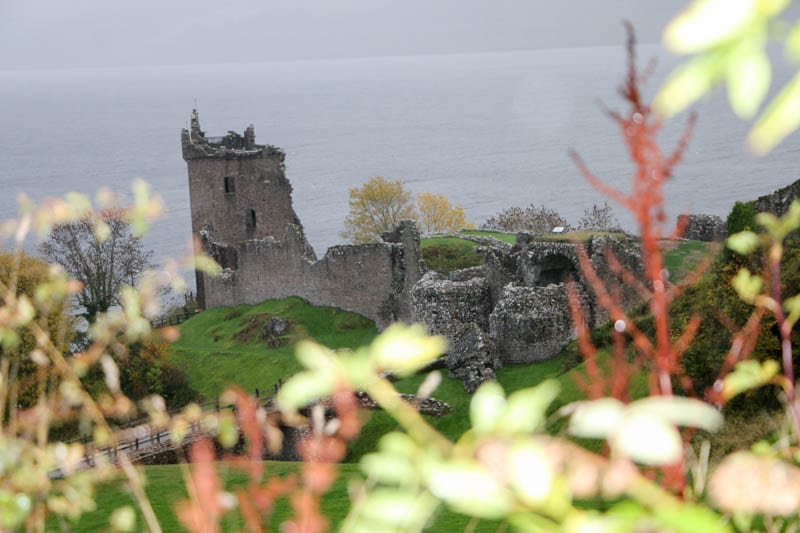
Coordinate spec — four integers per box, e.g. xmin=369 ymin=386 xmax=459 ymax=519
xmin=677 ymin=214 xmax=726 ymax=242
xmin=411 ymin=234 xmax=643 ymax=390
xmin=182 ymin=111 xmax=423 ymax=328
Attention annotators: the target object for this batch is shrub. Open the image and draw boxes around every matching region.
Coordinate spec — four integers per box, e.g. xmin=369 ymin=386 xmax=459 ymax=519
xmin=481 ymin=204 xmax=569 ymax=234
xmin=726 ymin=201 xmax=757 ymax=236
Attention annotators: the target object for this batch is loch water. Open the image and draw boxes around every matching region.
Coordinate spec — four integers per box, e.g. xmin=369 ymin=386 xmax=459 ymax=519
xmin=1 ymin=44 xmax=798 ymax=265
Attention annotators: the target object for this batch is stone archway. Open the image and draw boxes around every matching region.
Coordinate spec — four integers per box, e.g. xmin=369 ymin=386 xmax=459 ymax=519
xmin=532 ymin=254 xmax=577 ymax=286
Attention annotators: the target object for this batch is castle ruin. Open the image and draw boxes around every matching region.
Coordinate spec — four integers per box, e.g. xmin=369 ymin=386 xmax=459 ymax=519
xmin=182 ymin=112 xmax=644 ymax=391
xmin=181 ymin=111 xmax=423 ymax=328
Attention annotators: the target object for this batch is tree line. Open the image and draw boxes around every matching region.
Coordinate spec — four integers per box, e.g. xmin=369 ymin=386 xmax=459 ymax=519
xmin=341 ymin=175 xmax=622 ymax=243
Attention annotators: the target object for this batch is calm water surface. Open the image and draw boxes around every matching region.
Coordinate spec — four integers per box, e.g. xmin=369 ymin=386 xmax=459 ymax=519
xmin=1 ymin=45 xmax=798 ymax=265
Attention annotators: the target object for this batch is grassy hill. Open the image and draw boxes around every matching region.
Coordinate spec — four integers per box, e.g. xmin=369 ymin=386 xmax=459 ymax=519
xmin=169 ymin=297 xmax=377 ymax=399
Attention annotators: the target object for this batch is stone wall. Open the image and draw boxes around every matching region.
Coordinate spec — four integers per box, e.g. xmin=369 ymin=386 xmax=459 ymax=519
xmin=410 ymin=232 xmax=644 ymax=375
xmin=677 ymin=214 xmax=726 ymax=242
xmin=489 ymin=283 xmax=581 ymax=364
xmin=754 ymin=177 xmax=800 ymax=218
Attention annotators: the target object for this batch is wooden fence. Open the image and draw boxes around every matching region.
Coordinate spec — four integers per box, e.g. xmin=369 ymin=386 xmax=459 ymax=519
xmin=55 ymin=380 xmax=284 ymax=477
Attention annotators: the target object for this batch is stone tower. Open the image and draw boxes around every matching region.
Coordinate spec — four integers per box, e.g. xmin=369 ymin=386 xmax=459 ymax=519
xmin=181 ymin=110 xmax=314 ymax=308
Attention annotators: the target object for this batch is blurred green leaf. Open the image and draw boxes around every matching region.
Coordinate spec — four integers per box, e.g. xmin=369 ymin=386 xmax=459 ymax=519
xmin=611 ymin=412 xmax=683 ymax=465
xmin=726 ymin=231 xmax=759 ymax=255
xmin=786 ymin=20 xmax=800 ymax=61
xmin=377 ymin=432 xmax=418 ymax=457
xmin=110 ymin=505 xmax=136 ymax=532
xmin=653 ymin=503 xmax=731 ymax=533
xmin=0 ymin=490 xmax=31 ymax=530
xmin=663 ymin=0 xmax=757 ymax=54
xmin=370 ymin=323 xmax=446 ymax=377
xmin=749 ymin=72 xmax=800 ymax=154
xmin=357 ymin=488 xmax=437 ymax=527
xmin=722 ymin=359 xmax=780 ymax=400
xmin=628 ymin=396 xmax=723 ymax=432
xmin=93 ymin=219 xmax=111 ymax=243
xmin=726 ymin=47 xmax=770 ymax=118
xmin=470 ymin=381 xmax=507 ymax=435
xmin=731 ymin=268 xmax=763 ymax=303
xmin=654 ymin=53 xmax=724 ymax=117
xmin=508 ymin=442 xmax=554 ymax=506
xmin=426 ymin=460 xmax=513 ymax=519
xmin=218 ymin=412 xmax=239 ymax=449
xmin=567 ymin=398 xmax=625 ymax=439
xmin=275 ymin=370 xmax=334 ymax=411
xmin=500 ymin=380 xmax=559 ymax=434
xmin=194 ymin=254 xmax=222 ymax=276
xmin=361 ymin=452 xmax=417 ymax=486
xmin=295 ymin=340 xmax=336 ymax=371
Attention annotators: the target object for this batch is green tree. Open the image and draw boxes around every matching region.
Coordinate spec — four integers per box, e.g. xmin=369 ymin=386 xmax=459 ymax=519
xmin=40 ymin=209 xmax=153 ymax=323
xmin=0 ymin=253 xmax=71 ymax=407
xmin=342 ymin=176 xmax=417 ymax=243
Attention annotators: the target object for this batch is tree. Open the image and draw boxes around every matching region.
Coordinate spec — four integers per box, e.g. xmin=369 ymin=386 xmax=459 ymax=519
xmin=416 ymin=192 xmax=474 ymax=234
xmin=576 ymin=202 xmax=621 ymax=232
xmin=0 ymin=253 xmax=71 ymax=407
xmin=40 ymin=209 xmax=153 ymax=323
xmin=481 ymin=204 xmax=569 ymax=234
xmin=342 ymin=176 xmax=417 ymax=243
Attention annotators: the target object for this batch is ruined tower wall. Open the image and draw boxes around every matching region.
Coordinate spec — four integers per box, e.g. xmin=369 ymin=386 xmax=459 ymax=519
xmin=183 ymin=112 xmax=421 ymax=328
xmin=185 ymin=155 xmax=303 ymax=246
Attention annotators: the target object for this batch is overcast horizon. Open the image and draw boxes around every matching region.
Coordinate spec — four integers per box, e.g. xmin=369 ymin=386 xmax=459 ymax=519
xmin=0 ymin=1 xmax=685 ymax=70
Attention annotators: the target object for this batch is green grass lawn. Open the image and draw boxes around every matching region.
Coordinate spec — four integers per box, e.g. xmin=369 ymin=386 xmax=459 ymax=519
xmin=420 ymin=236 xmax=485 ymax=274
xmin=661 ymin=239 xmax=722 ymax=282
xmin=458 ymin=229 xmax=518 ymax=244
xmin=68 ymin=461 xmax=508 ymax=532
xmin=169 ymin=297 xmax=377 ymax=400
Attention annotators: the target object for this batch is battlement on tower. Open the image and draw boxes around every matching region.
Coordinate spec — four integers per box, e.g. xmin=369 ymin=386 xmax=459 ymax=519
xmin=181 ymin=109 xmax=284 ymax=161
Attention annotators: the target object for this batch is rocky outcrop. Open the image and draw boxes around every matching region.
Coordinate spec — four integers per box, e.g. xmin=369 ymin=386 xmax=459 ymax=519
xmin=754 ymin=178 xmax=800 ymax=218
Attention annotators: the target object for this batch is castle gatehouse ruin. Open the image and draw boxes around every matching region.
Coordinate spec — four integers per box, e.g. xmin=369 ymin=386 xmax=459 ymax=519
xmin=182 ymin=112 xmax=644 ymax=391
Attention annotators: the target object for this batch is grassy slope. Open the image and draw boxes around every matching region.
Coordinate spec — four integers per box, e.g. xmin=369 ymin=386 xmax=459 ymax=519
xmin=71 ymin=462 xmax=506 ymax=532
xmin=168 ymin=297 xmax=377 ymax=399
xmin=420 ymin=236 xmax=484 ymax=274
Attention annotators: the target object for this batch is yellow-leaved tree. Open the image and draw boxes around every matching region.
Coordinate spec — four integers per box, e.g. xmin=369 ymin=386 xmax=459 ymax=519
xmin=341 ymin=176 xmax=417 ymax=243
xmin=342 ymin=177 xmax=473 ymax=243
xmin=416 ymin=192 xmax=475 ymax=234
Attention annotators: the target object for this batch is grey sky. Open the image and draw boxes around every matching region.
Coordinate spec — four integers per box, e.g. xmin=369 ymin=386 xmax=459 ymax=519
xmin=0 ymin=1 xmax=685 ymax=70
